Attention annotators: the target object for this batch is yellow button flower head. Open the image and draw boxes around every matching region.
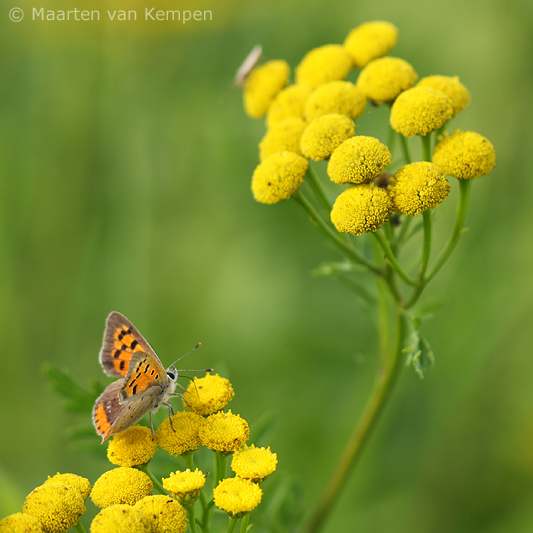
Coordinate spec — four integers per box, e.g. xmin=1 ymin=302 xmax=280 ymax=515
xmin=327 ymin=136 xmax=391 ymax=184
xmin=44 ymin=473 xmax=91 ymax=500
xmin=417 ymin=75 xmax=471 ymax=116
xmin=134 ymin=495 xmax=187 ymax=533
xmin=304 ymin=81 xmax=367 ymax=121
xmin=432 ymin=130 xmax=496 ymax=179
xmin=162 ymin=468 xmax=207 ymax=506
xmin=357 ymin=57 xmax=418 ymax=103
xmin=107 ymin=426 xmax=158 ymax=467
xmin=331 ymin=184 xmax=393 ymax=236
xmin=213 ymin=478 xmax=262 ymax=519
xmin=266 ymin=84 xmax=313 ymax=128
xmin=200 ymin=410 xmax=250 ymax=453
xmin=90 ymin=504 xmax=151 ymax=533
xmin=300 ymin=114 xmax=355 ymax=162
xmin=0 ymin=513 xmax=44 ymax=533
xmin=390 ymin=86 xmax=453 ymax=137
xmin=182 ymin=373 xmax=235 ymax=416
xmin=156 ymin=411 xmax=203 ymax=456
xmin=344 ymin=21 xmax=399 ymax=68
xmin=90 ymin=467 xmax=153 ymax=508
xmin=231 ymin=445 xmax=278 ymax=483
xmin=295 ymin=44 xmax=353 ymax=88
xmin=23 ymin=483 xmax=86 ymax=533
xmin=252 ymin=151 xmax=308 ymax=204
xmin=259 ymin=118 xmax=307 ymax=161
xmin=388 ymin=162 xmax=450 ymax=216
xmin=244 ymin=60 xmax=290 ymax=119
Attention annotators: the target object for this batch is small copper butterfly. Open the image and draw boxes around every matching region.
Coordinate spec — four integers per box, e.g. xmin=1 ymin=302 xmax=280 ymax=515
xmin=93 ymin=312 xmax=208 ymax=442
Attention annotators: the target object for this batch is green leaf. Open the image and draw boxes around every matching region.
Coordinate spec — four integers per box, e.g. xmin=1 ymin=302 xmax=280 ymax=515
xmin=403 ymin=326 xmax=435 ymax=379
xmin=43 ymin=363 xmax=103 ymax=413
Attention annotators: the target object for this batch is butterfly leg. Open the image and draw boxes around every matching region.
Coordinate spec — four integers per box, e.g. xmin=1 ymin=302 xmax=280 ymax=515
xmin=161 ymin=402 xmax=176 ymax=432
xmin=169 ymin=391 xmax=193 ymax=410
xmin=149 ymin=411 xmax=156 ymax=441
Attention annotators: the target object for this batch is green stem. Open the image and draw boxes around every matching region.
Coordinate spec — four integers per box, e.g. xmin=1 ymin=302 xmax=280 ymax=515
xmin=421 ymin=133 xmax=432 ymax=162
xmin=372 ymin=231 xmax=417 ymax=286
xmin=292 ymin=190 xmax=381 ymax=275
xmin=305 ymin=164 xmax=332 ymax=213
xmin=305 ymin=309 xmax=408 ymax=533
xmin=215 ymin=452 xmax=230 ymax=485
xmin=186 ymin=504 xmax=199 ymax=533
xmin=74 ymin=520 xmax=87 ymax=533
xmin=426 ymin=180 xmax=472 ymax=282
xmin=201 ymin=498 xmax=215 ymax=533
xmin=387 ymin=126 xmax=397 ymax=159
xmin=400 ymin=134 xmax=412 ymax=164
xmin=419 ymin=210 xmax=432 ymax=278
xmin=183 ymin=450 xmax=195 ymax=471
xmin=396 ymin=215 xmax=413 ymax=244
xmin=227 ymin=517 xmax=239 ymax=533
xmin=136 ymin=464 xmax=167 ymax=495
xmin=240 ymin=514 xmax=250 ymax=533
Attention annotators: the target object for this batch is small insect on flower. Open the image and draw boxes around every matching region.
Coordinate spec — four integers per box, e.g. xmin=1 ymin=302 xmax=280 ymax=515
xmin=234 ymin=45 xmax=263 ymax=87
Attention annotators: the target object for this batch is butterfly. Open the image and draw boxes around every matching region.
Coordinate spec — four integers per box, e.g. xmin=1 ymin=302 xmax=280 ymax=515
xmin=234 ymin=44 xmax=263 ymax=86
xmin=93 ymin=311 xmax=207 ymax=442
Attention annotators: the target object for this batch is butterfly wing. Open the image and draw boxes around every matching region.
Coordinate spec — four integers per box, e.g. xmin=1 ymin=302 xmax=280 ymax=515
xmin=93 ymin=378 xmax=163 ymax=442
xmin=118 ymin=351 xmax=168 ymax=405
xmin=99 ymin=312 xmax=161 ymax=378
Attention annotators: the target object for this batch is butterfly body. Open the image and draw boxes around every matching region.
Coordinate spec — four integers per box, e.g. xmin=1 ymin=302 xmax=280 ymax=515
xmin=93 ymin=312 xmax=182 ymax=442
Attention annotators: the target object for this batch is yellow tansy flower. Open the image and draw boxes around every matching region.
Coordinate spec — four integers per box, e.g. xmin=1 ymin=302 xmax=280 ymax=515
xmin=244 ymin=60 xmax=290 ymax=119
xmin=266 ymin=84 xmax=313 ymax=128
xmin=44 ymin=473 xmax=91 ymax=500
xmin=327 ymin=136 xmax=391 ymax=184
xmin=295 ymin=44 xmax=353 ymax=88
xmin=390 ymin=86 xmax=453 ymax=137
xmin=259 ymin=118 xmax=307 ymax=161
xmin=0 ymin=513 xmax=44 ymax=533
xmin=134 ymin=495 xmax=187 ymax=533
xmin=432 ymin=130 xmax=496 ymax=179
xmin=162 ymin=469 xmax=207 ymax=506
xmin=251 ymin=151 xmax=308 ymax=204
xmin=213 ymin=478 xmax=262 ymax=519
xmin=231 ymin=445 xmax=278 ymax=483
xmin=107 ymin=426 xmax=158 ymax=467
xmin=304 ymin=81 xmax=367 ymax=121
xmin=331 ymin=184 xmax=393 ymax=236
xmin=156 ymin=411 xmax=203 ymax=457
xmin=388 ymin=162 xmax=450 ymax=216
xmin=300 ymin=114 xmax=355 ymax=162
xmin=90 ymin=504 xmax=151 ymax=533
xmin=357 ymin=57 xmax=418 ymax=103
xmin=23 ymin=483 xmax=86 ymax=533
xmin=200 ymin=410 xmax=250 ymax=453
xmin=417 ymin=75 xmax=470 ymax=116
xmin=90 ymin=467 xmax=153 ymax=508
xmin=182 ymin=373 xmax=235 ymax=416
xmin=344 ymin=21 xmax=399 ymax=68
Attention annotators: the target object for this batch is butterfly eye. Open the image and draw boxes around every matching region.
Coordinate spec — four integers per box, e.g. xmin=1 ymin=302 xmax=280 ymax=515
xmin=166 ymin=370 xmax=176 ymax=381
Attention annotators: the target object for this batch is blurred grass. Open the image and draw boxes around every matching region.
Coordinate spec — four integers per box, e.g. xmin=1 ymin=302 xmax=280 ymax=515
xmin=1 ymin=0 xmax=533 ymax=531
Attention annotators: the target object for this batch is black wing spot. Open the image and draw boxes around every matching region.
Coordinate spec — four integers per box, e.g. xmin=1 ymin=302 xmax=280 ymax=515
xmin=130 ymin=340 xmax=138 ymax=349
xmin=121 ymin=343 xmax=128 ymax=351
xmin=144 ymin=364 xmax=151 ymax=373
xmin=119 ymin=360 xmax=125 ymax=371
xmin=151 ymin=369 xmax=155 ymax=376
xmin=132 ymin=385 xmax=138 ymax=395
xmin=113 ymin=349 xmax=121 ymax=358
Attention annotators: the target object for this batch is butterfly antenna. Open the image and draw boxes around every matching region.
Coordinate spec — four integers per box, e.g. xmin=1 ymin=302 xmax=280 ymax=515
xmin=169 ymin=343 xmax=202 ymax=368
xmin=180 ymin=375 xmax=202 ymax=399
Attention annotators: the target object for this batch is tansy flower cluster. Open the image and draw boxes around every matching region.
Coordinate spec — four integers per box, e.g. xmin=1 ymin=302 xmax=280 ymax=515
xmin=241 ymin=19 xmax=495 ymax=239
xmin=2 ymin=374 xmax=277 ymax=533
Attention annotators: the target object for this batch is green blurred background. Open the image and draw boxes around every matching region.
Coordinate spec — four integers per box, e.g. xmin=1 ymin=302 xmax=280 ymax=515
xmin=1 ymin=0 xmax=532 ymax=531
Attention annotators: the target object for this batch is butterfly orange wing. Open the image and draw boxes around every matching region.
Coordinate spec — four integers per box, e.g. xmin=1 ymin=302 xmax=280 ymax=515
xmin=99 ymin=311 xmax=161 ymax=378
xmin=119 ymin=351 xmax=168 ymax=404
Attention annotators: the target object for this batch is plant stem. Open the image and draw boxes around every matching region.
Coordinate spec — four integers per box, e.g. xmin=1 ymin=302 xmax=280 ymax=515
xmin=305 ymin=164 xmax=332 ymax=213
xmin=183 ymin=450 xmax=195 ymax=471
xmin=240 ymin=514 xmax=250 ymax=533
xmin=215 ymin=452 xmax=230 ymax=485
xmin=227 ymin=517 xmax=239 ymax=533
xmin=186 ymin=504 xmax=199 ymax=533
xmin=419 ymin=210 xmax=432 ymax=278
xmin=305 ymin=308 xmax=408 ymax=533
xmin=136 ymin=464 xmax=167 ymax=495
xmin=426 ymin=180 xmax=472 ymax=282
xmin=400 ymin=134 xmax=412 ymax=164
xmin=292 ymin=190 xmax=381 ymax=275
xmin=421 ymin=133 xmax=432 ymax=162
xmin=74 ymin=520 xmax=87 ymax=533
xmin=372 ymin=230 xmax=417 ymax=286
